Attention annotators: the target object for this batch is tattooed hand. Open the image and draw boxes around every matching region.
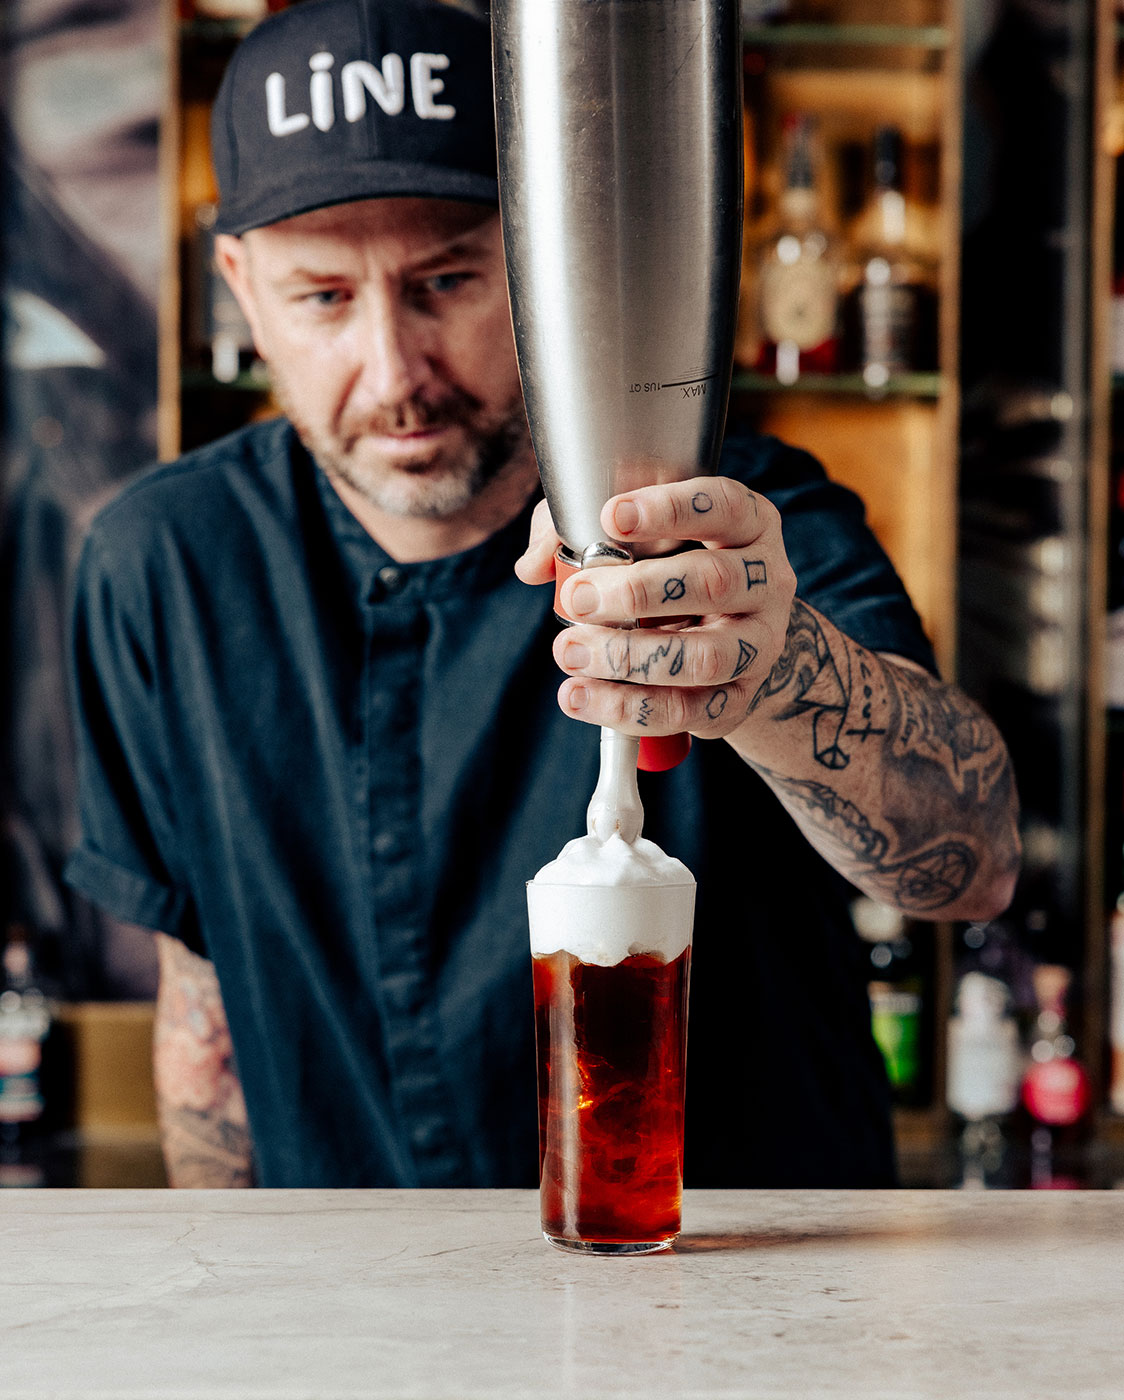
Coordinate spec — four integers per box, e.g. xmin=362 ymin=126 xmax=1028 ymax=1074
xmin=514 ymin=476 xmax=797 ymax=739
xmin=515 ymin=477 xmax=1021 ymax=921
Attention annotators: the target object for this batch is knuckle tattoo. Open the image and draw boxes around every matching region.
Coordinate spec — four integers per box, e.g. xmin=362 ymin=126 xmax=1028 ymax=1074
xmin=704 ymin=688 xmax=730 ymax=723
xmin=661 ymin=574 xmax=688 ymax=605
xmin=731 ymin=638 xmax=758 ymax=680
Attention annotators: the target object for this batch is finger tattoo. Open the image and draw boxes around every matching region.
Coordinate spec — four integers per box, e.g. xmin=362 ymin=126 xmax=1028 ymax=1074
xmin=706 ymin=688 xmax=729 ymax=720
xmin=638 ymin=696 xmax=654 ymax=727
xmin=662 ymin=576 xmax=687 ymax=603
xmin=732 ymin=639 xmax=758 ymax=680
xmin=744 ymin=560 xmax=767 ymax=590
xmin=691 ymin=491 xmax=714 ymax=513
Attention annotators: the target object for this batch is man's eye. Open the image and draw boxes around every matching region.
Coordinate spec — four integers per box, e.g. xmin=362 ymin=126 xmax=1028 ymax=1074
xmin=424 ymin=271 xmax=472 ymax=295
xmin=302 ymin=289 xmax=348 ymax=307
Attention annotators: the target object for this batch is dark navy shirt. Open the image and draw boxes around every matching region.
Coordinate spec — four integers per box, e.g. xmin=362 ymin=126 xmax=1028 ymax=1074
xmin=65 ymin=417 xmax=936 ymax=1188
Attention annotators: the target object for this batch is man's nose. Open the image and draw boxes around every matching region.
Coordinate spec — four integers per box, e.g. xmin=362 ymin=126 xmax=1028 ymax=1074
xmin=353 ymin=296 xmax=433 ymax=406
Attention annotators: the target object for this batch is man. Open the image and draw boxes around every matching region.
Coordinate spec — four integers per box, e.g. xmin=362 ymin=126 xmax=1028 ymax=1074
xmin=65 ymin=0 xmax=1019 ymax=1190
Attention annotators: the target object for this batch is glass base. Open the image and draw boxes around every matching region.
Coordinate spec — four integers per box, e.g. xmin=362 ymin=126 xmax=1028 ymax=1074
xmin=543 ymin=1233 xmax=676 ymax=1256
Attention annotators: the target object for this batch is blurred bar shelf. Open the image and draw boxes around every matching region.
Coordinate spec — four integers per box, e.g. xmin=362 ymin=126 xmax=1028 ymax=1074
xmin=742 ymin=23 xmax=950 ymax=49
xmin=180 ymin=17 xmax=257 ymax=41
xmin=732 ymin=370 xmax=943 ymax=398
xmin=181 ymin=368 xmax=271 ymax=392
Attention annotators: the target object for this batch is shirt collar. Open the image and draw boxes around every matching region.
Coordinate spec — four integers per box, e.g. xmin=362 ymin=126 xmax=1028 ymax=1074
xmin=301 ymin=434 xmax=543 ymax=606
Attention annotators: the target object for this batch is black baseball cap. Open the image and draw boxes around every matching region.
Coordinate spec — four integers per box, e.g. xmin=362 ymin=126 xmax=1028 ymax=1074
xmin=211 ymin=0 xmax=498 ymax=236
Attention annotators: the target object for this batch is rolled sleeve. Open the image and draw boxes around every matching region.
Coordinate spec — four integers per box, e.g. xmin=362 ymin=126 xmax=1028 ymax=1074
xmin=64 ymin=844 xmax=195 ymax=943
xmin=65 ymin=526 xmax=204 ymax=954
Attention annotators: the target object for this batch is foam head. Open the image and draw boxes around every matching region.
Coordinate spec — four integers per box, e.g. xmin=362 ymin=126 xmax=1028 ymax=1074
xmin=528 ymin=833 xmax=695 ymax=966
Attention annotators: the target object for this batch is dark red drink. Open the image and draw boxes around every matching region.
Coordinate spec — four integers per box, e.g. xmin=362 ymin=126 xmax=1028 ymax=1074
xmin=532 ymin=947 xmax=691 ymax=1252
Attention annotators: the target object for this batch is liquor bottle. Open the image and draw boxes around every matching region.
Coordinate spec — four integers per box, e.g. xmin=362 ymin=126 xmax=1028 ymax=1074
xmin=1106 ymin=434 xmax=1124 ymax=708
xmin=733 ymin=100 xmax=762 ymax=369
xmin=1020 ymin=964 xmax=1091 ymax=1187
xmin=185 ymin=203 xmax=259 ymax=385
xmin=1112 ymin=153 xmax=1124 ymax=376
xmin=180 ymin=103 xmax=259 ymax=385
xmin=1111 ymin=888 xmax=1124 ymax=1115
xmin=842 ymin=126 xmax=938 ymax=389
xmin=851 ymin=896 xmax=927 ymax=1106
xmin=0 ymin=926 xmax=56 ymax=1185
xmin=754 ymin=114 xmax=841 ymax=385
xmin=946 ymin=970 xmax=1022 ymax=1187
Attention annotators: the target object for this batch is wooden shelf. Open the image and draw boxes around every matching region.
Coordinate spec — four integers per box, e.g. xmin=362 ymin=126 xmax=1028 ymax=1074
xmin=180 ymin=16 xmax=258 ymax=41
xmin=733 ymin=370 xmax=943 ymax=398
xmin=181 ymin=367 xmax=270 ymax=392
xmin=743 ymin=23 xmax=950 ymax=49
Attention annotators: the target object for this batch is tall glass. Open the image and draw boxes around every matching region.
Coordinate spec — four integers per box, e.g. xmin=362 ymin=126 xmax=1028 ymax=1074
xmin=527 ymin=881 xmax=695 ymax=1254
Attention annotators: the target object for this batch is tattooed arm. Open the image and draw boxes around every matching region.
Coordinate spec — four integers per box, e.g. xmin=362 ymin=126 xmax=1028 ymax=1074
xmin=516 ymin=476 xmax=1020 ymax=921
xmin=724 ymin=602 xmax=1020 ymax=917
xmin=152 ymin=933 xmax=253 ymax=1187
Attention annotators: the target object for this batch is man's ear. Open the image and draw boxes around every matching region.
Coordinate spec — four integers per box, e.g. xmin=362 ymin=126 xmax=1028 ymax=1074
xmin=214 ymin=233 xmax=265 ymax=354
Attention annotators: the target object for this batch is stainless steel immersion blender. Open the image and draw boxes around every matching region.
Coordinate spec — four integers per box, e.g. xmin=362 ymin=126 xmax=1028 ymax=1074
xmin=492 ymin=0 xmax=743 ymax=790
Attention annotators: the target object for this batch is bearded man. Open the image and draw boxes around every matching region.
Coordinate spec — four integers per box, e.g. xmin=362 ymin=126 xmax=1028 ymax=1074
xmin=66 ymin=0 xmax=1019 ymax=1190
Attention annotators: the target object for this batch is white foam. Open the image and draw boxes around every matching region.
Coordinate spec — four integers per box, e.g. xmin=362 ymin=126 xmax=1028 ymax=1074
xmin=528 ymin=833 xmax=695 ymax=966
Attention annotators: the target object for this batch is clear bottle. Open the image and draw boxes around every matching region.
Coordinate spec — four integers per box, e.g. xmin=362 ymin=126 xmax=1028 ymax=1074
xmin=842 ymin=126 xmax=938 ymax=389
xmin=946 ymin=970 xmax=1022 ymax=1188
xmin=755 ymin=113 xmax=841 ymax=385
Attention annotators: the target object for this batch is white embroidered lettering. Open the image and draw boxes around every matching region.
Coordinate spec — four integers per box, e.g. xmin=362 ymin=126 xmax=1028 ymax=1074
xmin=266 ymin=72 xmax=310 ymax=136
xmin=410 ymin=52 xmax=455 ymax=120
xmin=309 ymin=52 xmax=335 ymax=132
xmin=341 ymin=56 xmax=405 ymax=120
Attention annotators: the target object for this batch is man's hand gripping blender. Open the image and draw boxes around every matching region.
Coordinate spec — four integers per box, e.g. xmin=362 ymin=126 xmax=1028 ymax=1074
xmin=493 ymin=0 xmax=744 ymax=1252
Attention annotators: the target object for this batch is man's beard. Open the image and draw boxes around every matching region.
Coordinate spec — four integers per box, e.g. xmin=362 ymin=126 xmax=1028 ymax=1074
xmin=273 ymin=375 xmax=533 ymax=520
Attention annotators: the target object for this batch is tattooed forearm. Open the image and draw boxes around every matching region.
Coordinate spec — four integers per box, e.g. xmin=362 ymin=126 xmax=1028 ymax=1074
xmin=759 ymin=773 xmax=889 ymax=863
xmin=753 ymin=767 xmax=979 ymax=911
xmin=734 ymin=599 xmax=1020 ymax=918
xmin=749 ymin=600 xmax=852 ymax=770
xmin=153 ymin=933 xmax=253 ymax=1188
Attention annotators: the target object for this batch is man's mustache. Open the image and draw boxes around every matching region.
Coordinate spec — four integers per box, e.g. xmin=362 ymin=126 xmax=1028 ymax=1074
xmin=343 ymin=388 xmax=481 ymax=445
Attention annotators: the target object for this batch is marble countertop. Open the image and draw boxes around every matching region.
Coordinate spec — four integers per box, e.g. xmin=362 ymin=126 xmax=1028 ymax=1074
xmin=2 ymin=1189 xmax=1122 ymax=1399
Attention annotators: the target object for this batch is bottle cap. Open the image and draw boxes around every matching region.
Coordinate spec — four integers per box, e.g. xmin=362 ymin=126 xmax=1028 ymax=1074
xmin=851 ymin=896 xmax=905 ymax=943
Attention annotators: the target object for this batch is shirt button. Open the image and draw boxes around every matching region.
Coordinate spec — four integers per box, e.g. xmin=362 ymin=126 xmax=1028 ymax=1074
xmin=411 ymin=1121 xmax=443 ymax=1151
xmin=378 ymin=566 xmax=404 ymax=593
xmin=372 ymin=830 xmax=398 ymax=857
